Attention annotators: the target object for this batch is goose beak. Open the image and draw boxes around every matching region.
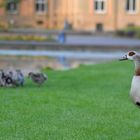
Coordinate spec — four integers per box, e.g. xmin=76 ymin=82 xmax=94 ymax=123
xmin=119 ymin=55 xmax=128 ymax=61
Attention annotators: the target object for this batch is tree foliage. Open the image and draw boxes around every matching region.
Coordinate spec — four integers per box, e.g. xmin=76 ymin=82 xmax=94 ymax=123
xmin=0 ymin=0 xmax=22 ymax=8
xmin=12 ymin=0 xmax=22 ymax=3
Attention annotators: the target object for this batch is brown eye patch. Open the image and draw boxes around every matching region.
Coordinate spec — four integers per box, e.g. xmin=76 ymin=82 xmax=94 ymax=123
xmin=128 ymin=51 xmax=136 ymax=56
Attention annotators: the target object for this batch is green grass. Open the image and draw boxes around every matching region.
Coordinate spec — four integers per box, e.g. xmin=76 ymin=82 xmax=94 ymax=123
xmin=0 ymin=61 xmax=140 ymax=140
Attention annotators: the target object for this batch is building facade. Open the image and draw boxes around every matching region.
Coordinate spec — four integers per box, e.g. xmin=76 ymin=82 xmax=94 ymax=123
xmin=0 ymin=0 xmax=140 ymax=31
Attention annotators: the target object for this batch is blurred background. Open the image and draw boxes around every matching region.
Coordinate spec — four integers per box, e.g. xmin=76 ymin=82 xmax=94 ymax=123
xmin=0 ymin=0 xmax=140 ymax=73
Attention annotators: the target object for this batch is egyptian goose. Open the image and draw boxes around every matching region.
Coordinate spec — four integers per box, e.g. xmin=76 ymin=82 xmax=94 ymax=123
xmin=120 ymin=51 xmax=140 ymax=107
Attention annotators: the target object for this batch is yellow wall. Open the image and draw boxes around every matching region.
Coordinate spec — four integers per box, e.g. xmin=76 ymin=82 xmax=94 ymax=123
xmin=0 ymin=0 xmax=140 ymax=31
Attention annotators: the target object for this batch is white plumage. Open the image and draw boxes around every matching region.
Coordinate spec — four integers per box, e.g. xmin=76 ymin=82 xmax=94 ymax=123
xmin=120 ymin=51 xmax=140 ymax=107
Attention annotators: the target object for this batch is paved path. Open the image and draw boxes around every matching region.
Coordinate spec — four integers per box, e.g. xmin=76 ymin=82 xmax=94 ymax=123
xmin=0 ymin=50 xmax=124 ymax=59
xmin=65 ymin=35 xmax=140 ymax=46
xmin=0 ymin=35 xmax=140 ymax=47
xmin=2 ymin=28 xmax=140 ymax=46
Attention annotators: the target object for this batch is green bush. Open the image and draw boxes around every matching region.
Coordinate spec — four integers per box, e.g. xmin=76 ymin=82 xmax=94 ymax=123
xmin=0 ymin=23 xmax=8 ymax=31
xmin=0 ymin=35 xmax=56 ymax=41
xmin=116 ymin=30 xmax=126 ymax=37
xmin=116 ymin=26 xmax=140 ymax=39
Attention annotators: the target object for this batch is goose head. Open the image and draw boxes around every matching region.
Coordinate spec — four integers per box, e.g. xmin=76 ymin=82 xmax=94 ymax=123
xmin=28 ymin=72 xmax=33 ymax=78
xmin=119 ymin=51 xmax=138 ymax=61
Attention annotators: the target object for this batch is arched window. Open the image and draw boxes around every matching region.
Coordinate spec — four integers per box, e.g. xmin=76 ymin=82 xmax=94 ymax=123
xmin=126 ymin=0 xmax=137 ymax=13
xmin=6 ymin=0 xmax=18 ymax=13
xmin=35 ymin=0 xmax=47 ymax=13
xmin=94 ymin=0 xmax=106 ymax=13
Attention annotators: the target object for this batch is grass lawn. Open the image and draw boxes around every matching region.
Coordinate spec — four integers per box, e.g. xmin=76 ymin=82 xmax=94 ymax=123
xmin=0 ymin=61 xmax=140 ymax=140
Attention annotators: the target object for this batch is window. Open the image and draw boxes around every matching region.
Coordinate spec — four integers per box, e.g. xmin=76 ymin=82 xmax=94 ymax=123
xmin=37 ymin=20 xmax=44 ymax=25
xmin=35 ymin=0 xmax=47 ymax=13
xmin=96 ymin=23 xmax=103 ymax=32
xmin=6 ymin=0 xmax=18 ymax=13
xmin=127 ymin=23 xmax=135 ymax=27
xmin=94 ymin=0 xmax=106 ymax=13
xmin=126 ymin=0 xmax=137 ymax=13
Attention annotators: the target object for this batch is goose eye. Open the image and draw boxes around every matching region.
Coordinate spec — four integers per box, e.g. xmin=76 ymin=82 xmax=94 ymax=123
xmin=129 ymin=52 xmax=136 ymax=56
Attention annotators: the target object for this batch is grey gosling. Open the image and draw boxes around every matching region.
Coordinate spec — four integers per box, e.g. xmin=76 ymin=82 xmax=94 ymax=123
xmin=28 ymin=72 xmax=47 ymax=85
xmin=9 ymin=70 xmax=24 ymax=87
xmin=0 ymin=70 xmax=13 ymax=87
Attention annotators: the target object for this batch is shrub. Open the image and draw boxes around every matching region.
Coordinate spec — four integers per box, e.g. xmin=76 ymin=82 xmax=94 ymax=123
xmin=0 ymin=35 xmax=56 ymax=42
xmin=116 ymin=26 xmax=140 ymax=39
xmin=0 ymin=23 xmax=8 ymax=31
xmin=125 ymin=30 xmax=136 ymax=38
xmin=116 ymin=30 xmax=125 ymax=37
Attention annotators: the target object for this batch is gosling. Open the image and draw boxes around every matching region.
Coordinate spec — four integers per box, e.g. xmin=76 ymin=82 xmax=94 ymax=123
xmin=28 ymin=72 xmax=47 ymax=85
xmin=13 ymin=70 xmax=24 ymax=86
xmin=7 ymin=70 xmax=24 ymax=87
